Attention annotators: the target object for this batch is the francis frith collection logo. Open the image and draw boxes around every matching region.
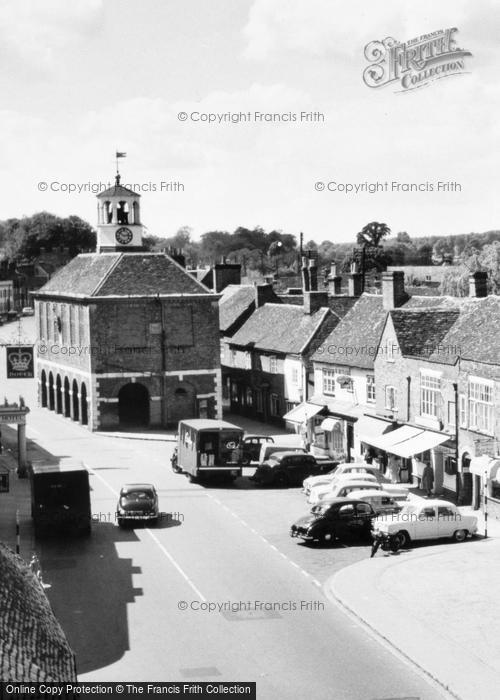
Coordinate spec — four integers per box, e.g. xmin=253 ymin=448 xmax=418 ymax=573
xmin=363 ymin=28 xmax=472 ymax=92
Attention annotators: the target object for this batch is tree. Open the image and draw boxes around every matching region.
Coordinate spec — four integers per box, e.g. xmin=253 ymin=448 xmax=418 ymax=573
xmin=357 ymin=221 xmax=391 ymax=247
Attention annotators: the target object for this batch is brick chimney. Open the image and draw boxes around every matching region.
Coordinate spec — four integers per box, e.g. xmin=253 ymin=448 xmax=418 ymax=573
xmin=301 ymin=256 xmax=310 ymax=292
xmin=212 ymin=261 xmax=242 ymax=292
xmin=303 ymin=290 xmax=329 ymax=314
xmin=348 ymin=262 xmax=363 ymax=297
xmin=327 ymin=262 xmax=342 ymax=295
xmin=255 ymin=283 xmax=275 ymax=308
xmin=382 ymin=271 xmax=408 ymax=309
xmin=469 ymin=271 xmax=488 ymax=298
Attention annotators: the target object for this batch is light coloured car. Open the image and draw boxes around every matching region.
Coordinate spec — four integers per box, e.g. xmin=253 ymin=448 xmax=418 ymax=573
xmin=257 ymin=443 xmax=306 ymax=465
xmin=310 ymin=464 xmax=410 ymax=503
xmin=311 ymin=479 xmax=383 ymax=506
xmin=22 ymin=306 xmax=35 ymax=316
xmin=348 ymin=489 xmax=402 ymax=515
xmin=303 ymin=461 xmax=366 ymax=495
xmin=372 ymin=500 xmax=478 ymax=547
xmin=308 ymin=473 xmax=378 ymax=504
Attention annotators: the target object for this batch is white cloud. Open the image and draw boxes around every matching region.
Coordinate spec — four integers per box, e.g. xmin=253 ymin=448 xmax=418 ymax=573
xmin=0 ymin=0 xmax=103 ymax=70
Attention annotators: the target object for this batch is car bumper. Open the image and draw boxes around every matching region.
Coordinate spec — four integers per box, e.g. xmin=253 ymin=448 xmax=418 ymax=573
xmin=117 ymin=512 xmax=158 ymax=521
xmin=290 ymin=529 xmax=313 ymax=540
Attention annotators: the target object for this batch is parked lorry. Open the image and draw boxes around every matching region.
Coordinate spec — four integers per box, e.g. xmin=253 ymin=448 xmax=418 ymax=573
xmin=30 ymin=459 xmax=91 ymax=536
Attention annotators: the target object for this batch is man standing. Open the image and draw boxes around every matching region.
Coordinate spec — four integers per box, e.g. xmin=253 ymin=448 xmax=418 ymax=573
xmin=422 ymin=463 xmax=434 ymax=497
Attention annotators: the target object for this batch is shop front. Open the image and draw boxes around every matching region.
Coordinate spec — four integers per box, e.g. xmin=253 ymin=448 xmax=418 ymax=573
xmin=358 ymin=422 xmax=454 ymax=490
xmin=469 ymin=455 xmax=500 ymax=515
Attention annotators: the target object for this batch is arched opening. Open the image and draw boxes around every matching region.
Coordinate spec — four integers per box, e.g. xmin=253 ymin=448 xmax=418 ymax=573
xmin=118 ymin=383 xmax=150 ymax=427
xmin=56 ymin=374 xmax=63 ymax=414
xmin=72 ymin=379 xmax=79 ymax=422
xmin=81 ymin=383 xmax=88 ymax=426
xmin=63 ymin=377 xmax=71 ymax=417
xmin=41 ymin=370 xmax=47 ymax=408
xmin=48 ymin=372 xmax=55 ymax=411
xmin=105 ymin=201 xmax=112 ymax=223
xmin=117 ymin=201 xmax=129 ymax=224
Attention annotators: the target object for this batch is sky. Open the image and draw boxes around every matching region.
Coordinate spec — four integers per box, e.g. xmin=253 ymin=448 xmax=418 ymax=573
xmin=0 ymin=0 xmax=497 ymax=244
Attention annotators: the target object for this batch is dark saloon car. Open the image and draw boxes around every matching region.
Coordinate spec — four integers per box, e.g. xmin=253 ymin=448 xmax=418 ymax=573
xmin=290 ymin=498 xmax=376 ymax=545
xmin=116 ymin=483 xmax=159 ymax=527
xmin=241 ymin=435 xmax=274 ymax=464
xmin=252 ymin=452 xmax=337 ymax=488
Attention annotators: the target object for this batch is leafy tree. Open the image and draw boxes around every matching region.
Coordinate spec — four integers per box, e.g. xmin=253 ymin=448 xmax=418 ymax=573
xmin=357 ymin=221 xmax=391 ymax=247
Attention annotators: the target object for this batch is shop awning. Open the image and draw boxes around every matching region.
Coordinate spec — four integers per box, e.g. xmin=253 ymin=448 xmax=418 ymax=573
xmin=283 ymin=402 xmax=323 ymax=423
xmin=469 ymin=455 xmax=500 ymax=479
xmin=364 ymin=425 xmax=421 ymax=452
xmin=387 ymin=430 xmax=450 ymax=459
xmin=320 ymin=417 xmax=341 ymax=431
xmin=356 ymin=415 xmax=393 ymax=443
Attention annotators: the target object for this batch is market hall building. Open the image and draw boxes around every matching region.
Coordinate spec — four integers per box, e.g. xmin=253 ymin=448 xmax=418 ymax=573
xmin=32 ymin=175 xmax=222 ymax=430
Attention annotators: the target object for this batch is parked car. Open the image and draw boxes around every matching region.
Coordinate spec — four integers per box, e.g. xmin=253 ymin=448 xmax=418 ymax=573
xmin=303 ymin=461 xmax=365 ymax=495
xmin=313 ymin=480 xmax=384 ymax=506
xmin=252 ymin=452 xmax=334 ymax=488
xmin=348 ymin=489 xmax=402 ymax=515
xmin=372 ymin=500 xmax=478 ymax=547
xmin=21 ymin=306 xmax=35 ymax=316
xmin=257 ymin=443 xmax=306 ymax=465
xmin=310 ymin=464 xmax=410 ymax=502
xmin=241 ymin=435 xmax=274 ymax=464
xmin=116 ymin=483 xmax=159 ymax=526
xmin=290 ymin=498 xmax=376 ymax=545
xmin=308 ymin=473 xmax=378 ymax=504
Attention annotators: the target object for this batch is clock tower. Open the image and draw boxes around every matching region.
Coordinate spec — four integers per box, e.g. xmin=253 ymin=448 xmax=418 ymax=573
xmin=96 ymin=174 xmax=144 ymax=253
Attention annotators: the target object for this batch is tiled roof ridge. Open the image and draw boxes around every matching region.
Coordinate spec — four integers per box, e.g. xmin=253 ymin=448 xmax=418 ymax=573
xmin=164 ymin=252 xmax=213 ymax=294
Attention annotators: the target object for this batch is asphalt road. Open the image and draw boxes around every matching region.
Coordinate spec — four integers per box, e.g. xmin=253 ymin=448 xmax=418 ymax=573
xmin=0 ymin=319 xmax=447 ymax=699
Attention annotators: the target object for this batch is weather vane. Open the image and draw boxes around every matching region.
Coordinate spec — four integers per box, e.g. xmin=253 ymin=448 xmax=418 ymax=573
xmin=115 ymin=151 xmax=127 ymax=184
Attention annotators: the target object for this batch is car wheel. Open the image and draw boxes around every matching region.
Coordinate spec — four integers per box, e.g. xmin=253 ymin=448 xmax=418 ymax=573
xmin=188 ymin=473 xmax=197 ymax=483
xmin=241 ymin=455 xmax=251 ymax=466
xmin=319 ymin=530 xmax=335 ymax=546
xmin=117 ymin=518 xmax=125 ymax=528
xmin=274 ymin=471 xmax=290 ymax=488
xmin=396 ymin=530 xmax=411 ymax=548
xmin=453 ymin=529 xmax=467 ymax=542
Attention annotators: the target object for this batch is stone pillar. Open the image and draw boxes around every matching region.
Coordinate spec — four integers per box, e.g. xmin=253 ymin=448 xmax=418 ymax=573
xmin=17 ymin=423 xmax=27 ymax=471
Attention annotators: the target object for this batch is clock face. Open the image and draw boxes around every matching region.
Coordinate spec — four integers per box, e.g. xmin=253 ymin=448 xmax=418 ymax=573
xmin=115 ymin=227 xmax=133 ymax=245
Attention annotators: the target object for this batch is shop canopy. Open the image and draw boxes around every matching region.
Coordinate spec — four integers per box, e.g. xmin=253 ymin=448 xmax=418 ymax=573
xmin=283 ymin=402 xmax=323 ymax=424
xmin=356 ymin=415 xmax=393 ymax=444
xmin=469 ymin=455 xmax=500 ymax=480
xmin=361 ymin=424 xmax=449 ymax=458
xmin=320 ymin=417 xmax=341 ymax=431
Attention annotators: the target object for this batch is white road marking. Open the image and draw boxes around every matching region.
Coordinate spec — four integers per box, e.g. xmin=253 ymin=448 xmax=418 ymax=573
xmin=87 ymin=464 xmax=206 ymax=602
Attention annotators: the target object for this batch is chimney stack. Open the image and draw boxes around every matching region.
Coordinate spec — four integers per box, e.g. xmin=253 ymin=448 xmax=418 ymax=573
xmin=303 ymin=290 xmax=329 ymax=315
xmin=255 ymin=283 xmax=275 ymax=308
xmin=327 ymin=261 xmax=342 ymax=295
xmin=308 ymin=258 xmax=318 ymax=291
xmin=212 ymin=261 xmax=242 ymax=292
xmin=382 ymin=271 xmax=408 ymax=309
xmin=469 ymin=271 xmax=488 ymax=298
xmin=301 ymin=256 xmax=310 ymax=292
xmin=348 ymin=262 xmax=363 ymax=297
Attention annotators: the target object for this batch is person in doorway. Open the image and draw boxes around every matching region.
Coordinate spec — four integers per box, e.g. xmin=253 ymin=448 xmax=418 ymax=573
xmin=388 ymin=454 xmax=400 ymax=483
xmin=422 ymin=463 xmax=434 ymax=497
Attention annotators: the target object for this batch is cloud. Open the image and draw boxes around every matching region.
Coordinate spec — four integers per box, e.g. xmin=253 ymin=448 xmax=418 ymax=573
xmin=0 ymin=0 xmax=103 ymax=71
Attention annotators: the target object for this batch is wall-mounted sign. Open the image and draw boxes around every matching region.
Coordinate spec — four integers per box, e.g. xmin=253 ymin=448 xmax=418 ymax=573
xmin=6 ymin=345 xmax=34 ymax=379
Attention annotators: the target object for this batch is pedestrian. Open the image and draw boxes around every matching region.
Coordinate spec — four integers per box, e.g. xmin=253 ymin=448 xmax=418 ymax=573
xmin=422 ymin=463 xmax=434 ymax=497
xmin=388 ymin=454 xmax=400 ymax=483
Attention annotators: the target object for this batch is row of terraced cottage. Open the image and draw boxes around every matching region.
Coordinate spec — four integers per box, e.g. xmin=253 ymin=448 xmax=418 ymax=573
xmin=220 ymin=259 xmax=500 ymax=514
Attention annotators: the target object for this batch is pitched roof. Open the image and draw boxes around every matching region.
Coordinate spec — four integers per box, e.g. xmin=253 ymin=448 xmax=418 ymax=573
xmin=389 ymin=309 xmax=460 ymax=361
xmin=0 ymin=542 xmax=76 ymax=682
xmin=425 ymin=296 xmax=500 ymax=365
xmin=34 ymin=253 xmax=212 ymax=298
xmin=230 ymin=303 xmax=331 ymax=354
xmin=311 ymin=293 xmax=458 ymax=369
xmin=97 ymin=183 xmax=140 ymax=198
xmin=218 ymin=285 xmax=256 ymax=333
